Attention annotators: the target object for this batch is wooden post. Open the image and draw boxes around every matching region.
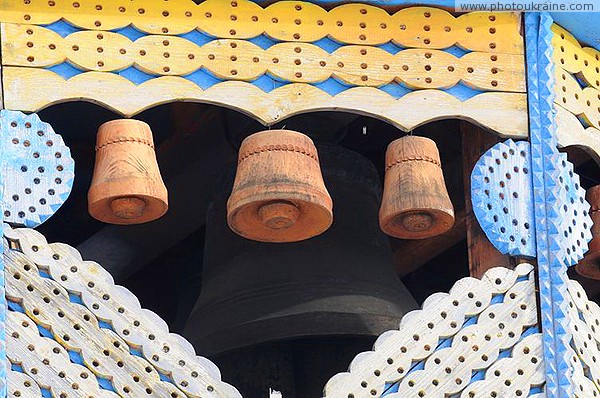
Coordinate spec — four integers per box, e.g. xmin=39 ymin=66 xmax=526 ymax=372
xmin=0 ymin=40 xmax=8 ymax=397
xmin=461 ymin=121 xmax=516 ymax=278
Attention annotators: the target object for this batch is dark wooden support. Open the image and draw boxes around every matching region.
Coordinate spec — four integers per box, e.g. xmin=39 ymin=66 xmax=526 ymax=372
xmin=461 ymin=122 xmax=516 ymax=278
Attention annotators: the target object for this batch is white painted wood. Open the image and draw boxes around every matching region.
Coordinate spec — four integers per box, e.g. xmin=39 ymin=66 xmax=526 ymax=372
xmin=7 ymin=310 xmax=120 ymax=397
xmin=5 ymin=248 xmax=186 ymax=397
xmin=567 ymin=279 xmax=600 ymax=397
xmin=323 ymin=264 xmax=537 ymax=398
xmin=388 ymin=269 xmax=538 ymax=397
xmin=555 ymin=105 xmax=600 ymax=164
xmin=459 ymin=333 xmax=545 ymax=397
xmin=3 ymin=223 xmax=241 ymax=397
xmin=7 ymin=366 xmax=42 ymax=398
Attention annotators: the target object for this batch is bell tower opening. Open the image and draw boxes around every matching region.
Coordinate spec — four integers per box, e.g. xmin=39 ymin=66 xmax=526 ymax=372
xmin=35 ymin=101 xmax=479 ymax=397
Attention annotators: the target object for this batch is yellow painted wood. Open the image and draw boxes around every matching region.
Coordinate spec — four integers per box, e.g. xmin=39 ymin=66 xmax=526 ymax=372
xmin=2 ymin=24 xmax=525 ymax=91
xmin=260 ymin=1 xmax=329 ymax=43
xmin=552 ymin=24 xmax=600 ymax=91
xmin=555 ymin=67 xmax=600 ymax=130
xmin=2 ymin=67 xmax=528 ymax=138
xmin=0 ymin=1 xmax=523 ymax=53
xmin=551 ymin=24 xmax=600 ymax=161
xmin=1 ymin=23 xmax=64 ymax=68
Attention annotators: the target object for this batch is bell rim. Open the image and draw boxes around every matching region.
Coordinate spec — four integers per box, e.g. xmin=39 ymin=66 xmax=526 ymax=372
xmin=185 ymin=310 xmax=413 ymax=357
xmin=379 ymin=208 xmax=455 ymax=239
xmin=227 ymin=189 xmax=333 ymax=243
xmin=88 ymin=193 xmax=168 ymax=225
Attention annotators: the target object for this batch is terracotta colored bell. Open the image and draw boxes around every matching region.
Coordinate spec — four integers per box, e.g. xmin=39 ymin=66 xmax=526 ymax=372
xmin=379 ymin=135 xmax=455 ymax=239
xmin=88 ymin=119 xmax=168 ymax=225
xmin=227 ymin=130 xmax=333 ymax=242
xmin=576 ymin=185 xmax=600 ymax=279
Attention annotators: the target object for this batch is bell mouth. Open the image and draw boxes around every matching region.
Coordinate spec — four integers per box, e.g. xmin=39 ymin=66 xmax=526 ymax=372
xmin=399 ymin=212 xmax=434 ymax=232
xmin=380 ymin=208 xmax=454 ymax=239
xmin=111 ymin=196 xmax=146 ymax=220
xmin=227 ymin=186 xmax=333 ymax=243
xmin=88 ymin=179 xmax=168 ymax=225
xmin=258 ymin=201 xmax=300 ymax=230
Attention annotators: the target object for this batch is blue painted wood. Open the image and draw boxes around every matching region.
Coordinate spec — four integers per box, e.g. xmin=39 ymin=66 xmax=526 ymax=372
xmin=526 ymin=12 xmax=575 ymax=398
xmin=471 ymin=139 xmax=536 ymax=258
xmin=0 ymin=110 xmax=75 ymax=228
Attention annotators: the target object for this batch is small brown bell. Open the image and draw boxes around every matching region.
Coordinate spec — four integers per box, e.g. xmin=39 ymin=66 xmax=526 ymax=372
xmin=88 ymin=119 xmax=168 ymax=225
xmin=576 ymin=185 xmax=600 ymax=279
xmin=227 ymin=130 xmax=333 ymax=242
xmin=379 ymin=135 xmax=454 ymax=239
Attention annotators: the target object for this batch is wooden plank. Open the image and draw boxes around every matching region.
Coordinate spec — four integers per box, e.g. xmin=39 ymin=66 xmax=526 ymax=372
xmin=461 ymin=121 xmax=515 ymax=278
xmin=0 ymin=24 xmax=6 ymax=398
xmin=567 ymin=280 xmax=600 ymax=396
xmin=2 ymin=67 xmax=529 ymax=138
xmin=0 ymin=1 xmax=524 ymax=54
xmin=554 ymin=67 xmax=600 ymax=131
xmin=4 ymin=225 xmax=242 ymax=397
xmin=6 ymin=311 xmax=121 ymax=398
xmin=551 ymin=24 xmax=600 ymax=94
xmin=1 ymin=24 xmax=525 ymax=92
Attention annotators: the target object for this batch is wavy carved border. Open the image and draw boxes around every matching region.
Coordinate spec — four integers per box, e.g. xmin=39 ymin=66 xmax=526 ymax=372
xmin=3 ymin=67 xmax=528 ymax=138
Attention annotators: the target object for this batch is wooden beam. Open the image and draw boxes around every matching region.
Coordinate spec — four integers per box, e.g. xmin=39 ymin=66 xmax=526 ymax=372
xmin=461 ymin=121 xmax=515 ymax=278
xmin=394 ymin=209 xmax=467 ymax=277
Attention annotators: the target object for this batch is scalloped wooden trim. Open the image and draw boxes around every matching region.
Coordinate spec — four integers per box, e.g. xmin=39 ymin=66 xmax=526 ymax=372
xmin=567 ymin=279 xmax=600 ymax=396
xmin=7 ymin=310 xmax=121 ymax=397
xmin=555 ymin=105 xmax=600 ymax=164
xmin=1 ymin=24 xmax=525 ymax=92
xmin=2 ymin=67 xmax=528 ymax=138
xmin=8 ymin=367 xmax=43 ymax=398
xmin=323 ymin=264 xmax=537 ymax=397
xmin=3 ymin=224 xmax=241 ymax=398
xmin=0 ymin=1 xmax=523 ymax=53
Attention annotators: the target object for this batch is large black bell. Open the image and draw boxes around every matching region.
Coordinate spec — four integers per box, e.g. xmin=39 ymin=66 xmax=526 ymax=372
xmin=183 ymin=143 xmax=417 ymax=357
